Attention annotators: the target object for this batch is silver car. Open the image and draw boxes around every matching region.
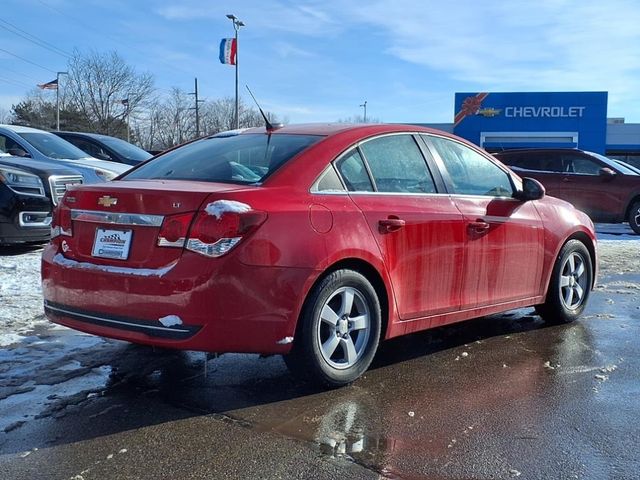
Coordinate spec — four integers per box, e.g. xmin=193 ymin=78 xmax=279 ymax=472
xmin=0 ymin=124 xmax=130 ymax=183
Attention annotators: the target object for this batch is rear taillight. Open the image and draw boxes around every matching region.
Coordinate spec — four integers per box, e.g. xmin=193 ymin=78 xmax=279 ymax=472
xmin=51 ymin=206 xmax=72 ymax=239
xmin=157 ymin=212 xmax=194 ymax=247
xmin=185 ymin=210 xmax=267 ymax=258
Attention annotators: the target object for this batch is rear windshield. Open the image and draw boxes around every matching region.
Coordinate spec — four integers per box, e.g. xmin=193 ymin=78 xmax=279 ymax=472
xmin=123 ymin=133 xmax=323 ymax=184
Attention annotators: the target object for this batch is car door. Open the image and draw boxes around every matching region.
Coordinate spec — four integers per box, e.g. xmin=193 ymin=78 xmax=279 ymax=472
xmin=556 ymin=153 xmax=625 ymax=221
xmin=425 ymin=135 xmax=544 ymax=310
xmin=336 ymin=134 xmax=466 ymax=321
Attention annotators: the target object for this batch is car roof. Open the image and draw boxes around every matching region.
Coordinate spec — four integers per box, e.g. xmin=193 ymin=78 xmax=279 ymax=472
xmin=0 ymin=124 xmax=49 ymax=133
xmin=239 ymin=123 xmax=452 ymax=137
xmin=494 ymin=148 xmax=590 ymax=155
xmin=56 ymin=131 xmax=114 ymax=141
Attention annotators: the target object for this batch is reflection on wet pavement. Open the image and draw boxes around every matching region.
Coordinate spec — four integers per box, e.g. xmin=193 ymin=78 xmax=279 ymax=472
xmin=1 ymin=260 xmax=638 ymax=478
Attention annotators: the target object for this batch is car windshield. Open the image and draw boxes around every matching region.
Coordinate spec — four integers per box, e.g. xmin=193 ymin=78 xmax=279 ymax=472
xmin=18 ymin=132 xmax=91 ymax=160
xmin=585 ymin=151 xmax=638 ymax=175
xmin=99 ymin=136 xmax=152 ymax=162
xmin=123 ymin=133 xmax=323 ymax=184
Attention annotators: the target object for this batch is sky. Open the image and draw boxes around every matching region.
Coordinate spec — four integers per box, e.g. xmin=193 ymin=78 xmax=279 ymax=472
xmin=1 ymin=0 xmax=640 ymax=124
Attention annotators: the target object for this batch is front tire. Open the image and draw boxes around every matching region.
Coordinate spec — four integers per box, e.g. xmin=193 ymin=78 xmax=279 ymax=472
xmin=628 ymin=201 xmax=640 ymax=235
xmin=535 ymin=239 xmax=593 ymax=324
xmin=284 ymin=269 xmax=381 ymax=387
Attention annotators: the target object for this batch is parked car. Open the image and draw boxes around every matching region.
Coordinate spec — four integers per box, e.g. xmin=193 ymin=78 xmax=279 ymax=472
xmin=0 ymin=155 xmax=82 ymax=245
xmin=494 ymin=148 xmax=640 ymax=234
xmin=42 ymin=124 xmax=597 ymax=386
xmin=53 ymin=131 xmax=153 ymax=166
xmin=0 ymin=125 xmax=130 ymax=183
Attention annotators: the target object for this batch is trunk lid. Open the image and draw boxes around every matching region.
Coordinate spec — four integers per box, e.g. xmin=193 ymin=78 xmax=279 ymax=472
xmin=60 ymin=179 xmax=247 ymax=268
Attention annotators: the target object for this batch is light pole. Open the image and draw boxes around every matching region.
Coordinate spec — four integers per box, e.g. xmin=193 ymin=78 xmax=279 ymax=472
xmin=56 ymin=71 xmax=68 ymax=131
xmin=360 ymin=100 xmax=367 ymax=123
xmin=226 ymin=14 xmax=244 ymax=130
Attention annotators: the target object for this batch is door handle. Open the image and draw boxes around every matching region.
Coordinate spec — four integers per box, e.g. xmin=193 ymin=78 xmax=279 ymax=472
xmin=468 ymin=220 xmax=490 ymax=234
xmin=379 ymin=217 xmax=405 ymax=233
xmin=562 ymin=177 xmax=571 ymax=183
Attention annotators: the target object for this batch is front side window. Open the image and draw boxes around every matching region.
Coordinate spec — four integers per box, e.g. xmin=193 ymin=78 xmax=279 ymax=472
xmin=564 ymin=155 xmax=602 ymax=175
xmin=359 ymin=134 xmax=436 ymax=193
xmin=125 ymin=133 xmax=322 ymax=184
xmin=429 ymin=136 xmax=513 ymax=197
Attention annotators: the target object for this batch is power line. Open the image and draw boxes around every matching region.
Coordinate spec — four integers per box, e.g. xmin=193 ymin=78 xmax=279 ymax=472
xmin=0 ymin=65 xmax=42 ymax=83
xmin=35 ymin=0 xmax=195 ymax=77
xmin=0 ymin=75 xmax=33 ymax=89
xmin=0 ymin=18 xmax=72 ymax=59
xmin=0 ymin=47 xmax=56 ymax=73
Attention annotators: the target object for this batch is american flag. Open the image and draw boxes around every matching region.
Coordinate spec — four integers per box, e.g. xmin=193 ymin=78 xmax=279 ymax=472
xmin=37 ymin=79 xmax=58 ymax=90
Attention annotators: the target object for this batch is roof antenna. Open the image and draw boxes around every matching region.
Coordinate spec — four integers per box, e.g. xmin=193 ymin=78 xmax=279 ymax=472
xmin=245 ymin=85 xmax=283 ymax=131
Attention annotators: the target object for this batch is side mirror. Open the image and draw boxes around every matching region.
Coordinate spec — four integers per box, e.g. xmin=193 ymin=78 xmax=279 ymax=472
xmin=7 ymin=147 xmax=30 ymax=158
xmin=514 ymin=177 xmax=545 ymax=201
xmin=599 ymin=167 xmax=616 ymax=180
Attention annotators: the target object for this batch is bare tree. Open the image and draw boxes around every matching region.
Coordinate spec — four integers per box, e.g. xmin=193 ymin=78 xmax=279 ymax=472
xmin=65 ymin=50 xmax=154 ymax=136
xmin=199 ymin=96 xmax=279 ymax=137
xmin=0 ymin=107 xmax=12 ymax=124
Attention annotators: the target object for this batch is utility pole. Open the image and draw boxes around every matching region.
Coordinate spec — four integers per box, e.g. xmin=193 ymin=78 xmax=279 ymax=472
xmin=226 ymin=14 xmax=245 ymax=129
xmin=189 ymin=77 xmax=205 ymax=138
xmin=360 ymin=100 xmax=367 ymax=123
xmin=56 ymin=71 xmax=68 ymax=131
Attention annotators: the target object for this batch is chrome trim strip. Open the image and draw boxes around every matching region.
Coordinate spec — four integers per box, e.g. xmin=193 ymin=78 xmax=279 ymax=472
xmin=18 ymin=211 xmax=52 ymax=228
xmin=45 ymin=303 xmax=191 ymax=333
xmin=157 ymin=237 xmax=186 ymax=247
xmin=71 ymin=209 xmax=164 ymax=227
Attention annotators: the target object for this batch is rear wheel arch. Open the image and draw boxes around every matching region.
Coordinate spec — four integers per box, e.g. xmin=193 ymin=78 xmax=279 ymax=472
xmin=624 ymin=196 xmax=640 ymax=234
xmin=294 ymin=258 xmax=390 ymax=345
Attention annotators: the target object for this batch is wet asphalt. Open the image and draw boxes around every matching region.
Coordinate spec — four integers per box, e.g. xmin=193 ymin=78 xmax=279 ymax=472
xmin=0 ymin=252 xmax=639 ymax=479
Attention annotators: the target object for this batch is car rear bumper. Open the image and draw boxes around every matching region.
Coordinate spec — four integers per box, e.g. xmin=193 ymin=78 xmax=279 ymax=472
xmin=41 ymin=243 xmax=316 ymax=354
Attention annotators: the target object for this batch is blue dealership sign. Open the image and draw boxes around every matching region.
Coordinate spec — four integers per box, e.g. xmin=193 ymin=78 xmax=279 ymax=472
xmin=453 ymin=92 xmax=608 ymax=153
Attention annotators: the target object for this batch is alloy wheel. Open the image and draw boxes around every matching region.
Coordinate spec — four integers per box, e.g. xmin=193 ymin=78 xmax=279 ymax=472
xmin=316 ymin=286 xmax=371 ymax=369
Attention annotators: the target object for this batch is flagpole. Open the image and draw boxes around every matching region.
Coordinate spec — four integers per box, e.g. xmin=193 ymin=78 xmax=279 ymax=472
xmin=226 ymin=14 xmax=244 ymax=130
xmin=56 ymin=71 xmax=67 ymax=131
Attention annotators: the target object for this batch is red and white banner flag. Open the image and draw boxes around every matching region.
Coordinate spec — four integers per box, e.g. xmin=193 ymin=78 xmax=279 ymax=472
xmin=219 ymin=38 xmax=237 ymax=65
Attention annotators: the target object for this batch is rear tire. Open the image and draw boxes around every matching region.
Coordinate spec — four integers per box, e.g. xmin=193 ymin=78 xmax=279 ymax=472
xmin=283 ymin=269 xmax=381 ymax=387
xmin=628 ymin=201 xmax=640 ymax=235
xmin=535 ymin=239 xmax=593 ymax=324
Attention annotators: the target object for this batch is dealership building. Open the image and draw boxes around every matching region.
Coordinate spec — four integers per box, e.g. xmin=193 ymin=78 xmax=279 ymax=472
xmin=423 ymin=91 xmax=640 ymax=165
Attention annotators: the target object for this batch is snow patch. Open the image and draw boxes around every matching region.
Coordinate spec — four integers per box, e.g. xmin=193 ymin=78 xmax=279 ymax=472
xmin=0 ymin=333 xmax=26 ymax=347
xmin=276 ymin=336 xmax=294 ymax=345
xmin=158 ymin=315 xmax=183 ymax=327
xmin=205 ymin=200 xmax=251 ymax=219
xmin=53 ymin=254 xmax=176 ymax=277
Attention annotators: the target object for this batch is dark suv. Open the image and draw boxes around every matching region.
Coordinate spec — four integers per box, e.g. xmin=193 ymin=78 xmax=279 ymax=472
xmin=0 ymin=156 xmax=82 ymax=245
xmin=495 ymin=148 xmax=640 ymax=234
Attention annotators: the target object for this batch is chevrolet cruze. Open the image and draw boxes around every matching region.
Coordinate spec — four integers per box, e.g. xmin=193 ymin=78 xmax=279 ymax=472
xmin=42 ymin=124 xmax=597 ymax=386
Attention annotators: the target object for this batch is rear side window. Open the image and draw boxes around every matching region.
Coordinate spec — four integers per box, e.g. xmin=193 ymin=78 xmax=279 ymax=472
xmin=359 ymin=135 xmax=436 ymax=193
xmin=499 ymin=152 xmax=561 ymax=172
xmin=124 ymin=134 xmax=322 ymax=184
xmin=335 ymin=149 xmax=374 ymax=192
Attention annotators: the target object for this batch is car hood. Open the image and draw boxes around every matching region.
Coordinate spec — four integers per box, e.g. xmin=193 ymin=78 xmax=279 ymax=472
xmin=0 ymin=156 xmax=80 ymax=176
xmin=64 ymin=157 xmax=131 ymax=174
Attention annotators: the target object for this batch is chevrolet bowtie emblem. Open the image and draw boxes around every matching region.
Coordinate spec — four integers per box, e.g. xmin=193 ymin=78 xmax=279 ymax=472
xmin=98 ymin=196 xmax=118 ymax=207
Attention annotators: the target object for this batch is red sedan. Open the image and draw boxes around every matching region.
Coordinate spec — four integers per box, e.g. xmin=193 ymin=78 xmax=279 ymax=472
xmin=42 ymin=124 xmax=597 ymax=386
